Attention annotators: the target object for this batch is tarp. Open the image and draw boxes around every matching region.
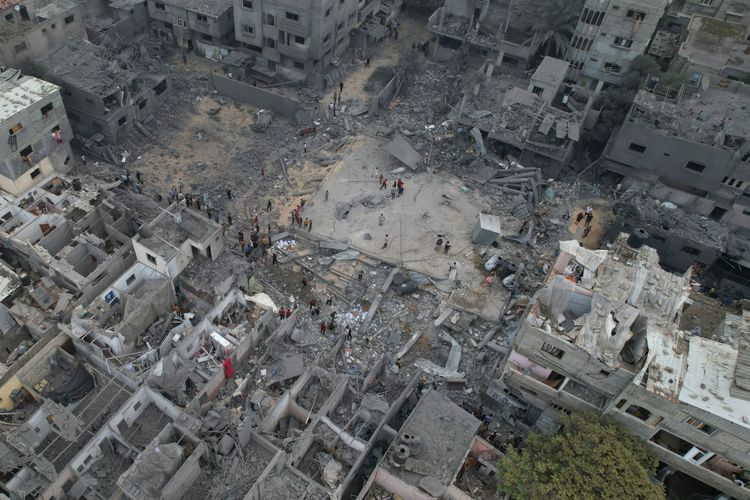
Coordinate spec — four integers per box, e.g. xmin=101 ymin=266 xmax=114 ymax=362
xmin=383 ymin=134 xmax=421 ymax=170
xmin=246 ymin=292 xmax=277 ymax=312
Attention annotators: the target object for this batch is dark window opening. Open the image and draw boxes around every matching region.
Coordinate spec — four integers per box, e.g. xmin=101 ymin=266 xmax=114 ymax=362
xmin=266 ymin=13 xmax=274 ymax=25
xmin=686 ymin=418 xmax=716 ymax=435
xmin=709 ymin=206 xmax=727 ymax=221
xmin=117 ymin=116 xmax=127 ymax=126
xmin=242 ymin=0 xmax=252 ymax=8
xmin=19 ymin=145 xmax=32 ymax=158
xmin=13 ymin=42 xmax=27 ymax=53
xmin=681 ymin=245 xmax=701 ymax=255
xmin=146 ymin=253 xmax=156 ymax=264
xmin=154 ymin=80 xmax=168 ymax=95
xmin=625 ymin=9 xmax=645 ymax=20
xmin=541 ymin=342 xmax=564 ymax=359
xmin=4 ymin=13 xmax=12 ymax=21
xmin=201 ymin=34 xmax=212 ymax=41
xmin=30 ymin=168 xmax=41 ymax=179
xmin=41 ymin=102 xmax=54 ymax=116
xmin=625 ymin=404 xmax=653 ymax=421
xmin=531 ymin=86 xmax=543 ymax=96
xmin=8 ymin=123 xmax=22 ymax=135
xmin=285 ymin=11 xmax=299 ymax=21
xmin=628 ymin=142 xmax=646 ymax=153
xmin=196 ymin=14 xmax=208 ymax=22
xmin=293 ymin=61 xmax=304 ymax=69
xmin=615 ymin=399 xmax=627 ymax=409
xmin=294 ymin=35 xmax=305 ymax=44
xmin=64 ymin=14 xmax=75 ymax=24
xmin=155 ymin=2 xmax=165 ymax=10
xmin=138 ymin=100 xmax=147 ymax=109
xmin=126 ymin=274 xmax=136 ymax=285
xmin=685 ymin=161 xmax=706 ymax=173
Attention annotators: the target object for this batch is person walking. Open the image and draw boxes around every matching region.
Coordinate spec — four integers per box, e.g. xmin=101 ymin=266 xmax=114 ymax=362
xmin=303 ymin=218 xmax=309 ymax=230
xmin=226 ymin=189 xmax=232 ymax=200
xmin=267 ymin=199 xmax=272 ymax=211
xmin=272 ymin=252 xmax=278 ymax=265
xmin=320 ymin=320 xmax=327 ymax=334
xmin=378 ymin=213 xmax=385 ymax=226
xmin=227 ymin=214 xmax=232 ymax=226
xmin=575 ymin=211 xmax=584 ymax=224
xmin=391 ymin=186 xmax=397 ymax=200
xmin=325 ymin=190 xmax=329 ymax=202
xmin=382 ymin=234 xmax=389 ymax=249
xmin=365 ymin=57 xmax=371 ymax=68
xmin=308 ymin=219 xmax=312 ymax=232
xmin=339 ymin=81 xmax=344 ymax=94
xmin=434 ymin=237 xmax=443 ymax=251
xmin=380 ymin=177 xmax=388 ymax=190
xmin=443 ymin=241 xmax=451 ymax=255
xmin=304 ymin=143 xmax=308 ymax=154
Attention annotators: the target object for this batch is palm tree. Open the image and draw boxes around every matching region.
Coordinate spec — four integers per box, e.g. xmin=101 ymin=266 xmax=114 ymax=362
xmin=529 ymin=0 xmax=585 ymax=57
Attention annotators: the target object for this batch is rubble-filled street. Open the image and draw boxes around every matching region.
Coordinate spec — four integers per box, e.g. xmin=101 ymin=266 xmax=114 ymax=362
xmin=1 ymin=0 xmax=750 ymax=499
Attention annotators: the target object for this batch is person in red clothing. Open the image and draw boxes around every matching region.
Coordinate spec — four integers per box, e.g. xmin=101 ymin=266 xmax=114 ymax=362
xmin=223 ymin=357 xmax=234 ymax=379
xmin=320 ymin=320 xmax=327 ymax=334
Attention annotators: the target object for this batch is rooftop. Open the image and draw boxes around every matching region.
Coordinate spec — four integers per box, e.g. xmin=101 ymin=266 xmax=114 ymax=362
xmin=0 ymin=70 xmax=59 ymax=123
xmin=139 ymin=204 xmax=220 ymax=259
xmin=36 ymin=0 xmax=79 ymax=19
xmin=678 ymin=16 xmax=750 ymax=77
xmin=531 ymin=57 xmax=570 ymax=86
xmin=629 ymin=83 xmax=750 ymax=150
xmin=382 ymin=389 xmax=480 ymax=488
xmin=0 ymin=0 xmax=20 ymax=11
xmin=160 ymin=0 xmax=233 ymax=17
xmin=39 ymin=41 xmax=136 ymax=98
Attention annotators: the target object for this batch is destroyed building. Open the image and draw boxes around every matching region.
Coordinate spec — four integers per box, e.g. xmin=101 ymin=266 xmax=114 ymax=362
xmin=565 ymin=0 xmax=669 ymax=88
xmin=36 ymin=40 xmax=172 ymax=144
xmin=0 ymin=69 xmax=72 ymax=196
xmin=672 ymin=15 xmax=750 ymax=83
xmin=497 ymin=233 xmax=750 ymax=498
xmin=147 ymin=0 xmax=235 ymax=55
xmin=0 ymin=0 xmax=86 ymax=69
xmin=233 ymin=0 xmax=399 ymax=83
xmin=601 ymin=77 xmax=750 ymax=230
xmin=426 ymin=0 xmax=543 ymax=77
xmin=0 ymin=176 xmax=139 ymax=308
xmin=679 ymin=0 xmax=750 ymax=25
xmin=458 ymin=56 xmax=592 ymax=177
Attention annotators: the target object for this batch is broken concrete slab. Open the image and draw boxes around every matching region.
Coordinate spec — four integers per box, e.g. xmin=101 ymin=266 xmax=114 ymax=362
xmin=383 ymin=134 xmax=421 ymax=170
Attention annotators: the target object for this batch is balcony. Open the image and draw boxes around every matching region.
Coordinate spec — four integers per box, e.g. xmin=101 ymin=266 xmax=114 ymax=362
xmin=278 ymin=42 xmax=309 ymax=60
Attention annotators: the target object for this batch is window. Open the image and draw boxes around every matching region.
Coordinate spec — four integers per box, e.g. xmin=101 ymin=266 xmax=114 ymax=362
xmin=613 ymin=36 xmax=633 ymax=48
xmin=627 ymin=142 xmax=646 ymax=153
xmin=266 ymin=13 xmax=274 ymax=25
xmin=242 ymin=0 xmax=253 ymax=8
xmin=599 ymin=369 xmax=612 ymax=376
xmin=681 ymin=245 xmax=701 ymax=256
xmin=285 ymin=11 xmax=299 ymax=21
xmin=30 ymin=168 xmax=41 ymax=179
xmin=201 ymin=34 xmax=212 ymax=41
xmin=126 ymin=274 xmax=136 ymax=285
xmin=146 ymin=253 xmax=157 ymax=264
xmin=721 ymin=176 xmax=744 ymax=189
xmin=571 ymin=36 xmax=593 ymax=51
xmin=685 ymin=161 xmax=706 ymax=173
xmin=13 ymin=41 xmax=27 ymax=54
xmin=117 ymin=116 xmax=127 ymax=126
xmin=138 ymin=99 xmax=147 ymax=109
xmin=265 ymin=37 xmax=275 ymax=48
xmin=64 ymin=14 xmax=75 ymax=24
xmin=293 ymin=61 xmax=304 ymax=69
xmin=155 ymin=2 xmax=165 ymax=10
xmin=294 ymin=35 xmax=305 ymax=44
xmin=581 ymin=8 xmax=605 ymax=26
xmin=175 ymin=17 xmax=187 ymax=27
xmin=550 ymin=403 xmax=571 ymax=415
xmin=40 ymin=102 xmax=54 ymax=117
xmin=531 ymin=86 xmax=543 ymax=96
xmin=686 ymin=418 xmax=716 ymax=434
xmin=615 ymin=399 xmax=627 ymax=409
xmin=196 ymin=14 xmax=208 ymax=22
xmin=154 ymin=80 xmax=168 ymax=95
xmin=241 ymin=24 xmax=254 ymax=34
xmin=700 ymin=0 xmax=713 ymax=5
xmin=8 ymin=123 xmax=22 ymax=135
xmin=323 ymin=33 xmax=331 ymax=43
xmin=625 ymin=404 xmax=652 ymax=421
xmin=19 ymin=145 xmax=32 ymax=158
xmin=603 ymin=62 xmax=622 ymax=73
xmin=325 ymin=7 xmax=332 ymax=17
xmin=625 ymin=9 xmax=645 ymax=20
xmin=541 ymin=342 xmax=564 ymax=359
xmin=337 ymin=21 xmax=344 ymax=30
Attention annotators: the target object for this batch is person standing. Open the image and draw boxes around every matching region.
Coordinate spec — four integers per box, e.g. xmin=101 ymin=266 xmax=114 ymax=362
xmin=320 ymin=321 xmax=327 ymax=334
xmin=382 ymin=234 xmax=389 ymax=249
xmin=339 ymin=81 xmax=344 ymax=94
xmin=435 ymin=237 xmax=443 ymax=251
xmin=267 ymin=199 xmax=272 ymax=211
xmin=308 ymin=219 xmax=312 ymax=232
xmin=325 ymin=190 xmax=329 ymax=202
xmin=272 ymin=252 xmax=278 ymax=265
xmin=227 ymin=214 xmax=232 ymax=226
xmin=378 ymin=213 xmax=385 ymax=226
xmin=443 ymin=241 xmax=451 ymax=255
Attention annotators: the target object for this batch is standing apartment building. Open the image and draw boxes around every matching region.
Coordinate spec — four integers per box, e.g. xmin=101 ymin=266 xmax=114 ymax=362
xmin=0 ymin=69 xmax=72 ymax=195
xmin=679 ymin=0 xmax=750 ymax=26
xmin=497 ymin=234 xmax=750 ymax=498
xmin=232 ymin=0 xmax=388 ymax=80
xmin=147 ymin=0 xmax=235 ymax=53
xmin=565 ymin=0 xmax=669 ymax=89
xmin=0 ymin=0 xmax=86 ymax=69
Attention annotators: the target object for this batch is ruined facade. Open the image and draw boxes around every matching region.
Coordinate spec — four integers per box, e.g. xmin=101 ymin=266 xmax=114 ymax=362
xmin=147 ymin=0 xmax=235 ymax=53
xmin=36 ymin=40 xmax=172 ymax=144
xmin=0 ymin=0 xmax=86 ymax=69
xmin=0 ymin=69 xmax=72 ymax=196
xmin=679 ymin=0 xmax=750 ymax=26
xmin=565 ymin=0 xmax=669 ymax=87
xmin=498 ymin=234 xmax=750 ymax=498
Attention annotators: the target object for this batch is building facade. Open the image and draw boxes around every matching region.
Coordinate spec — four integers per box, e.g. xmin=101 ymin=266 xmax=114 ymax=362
xmin=679 ymin=0 xmax=750 ymax=26
xmin=497 ymin=235 xmax=750 ymax=498
xmin=0 ymin=69 xmax=72 ymax=195
xmin=147 ymin=0 xmax=235 ymax=53
xmin=0 ymin=0 xmax=86 ymax=69
xmin=233 ymin=0 xmax=388 ymax=80
xmin=565 ymin=0 xmax=669 ymax=88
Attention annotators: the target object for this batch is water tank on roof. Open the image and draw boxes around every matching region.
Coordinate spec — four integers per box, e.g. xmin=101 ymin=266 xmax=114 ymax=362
xmin=627 ymin=228 xmax=649 ymax=249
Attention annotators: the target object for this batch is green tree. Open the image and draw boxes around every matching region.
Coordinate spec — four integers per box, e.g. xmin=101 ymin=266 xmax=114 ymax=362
xmin=497 ymin=412 xmax=664 ymax=500
xmin=528 ymin=0 xmax=585 ymax=56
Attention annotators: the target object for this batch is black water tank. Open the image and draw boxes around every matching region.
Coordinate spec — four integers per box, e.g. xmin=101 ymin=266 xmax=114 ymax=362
xmin=499 ymin=262 xmax=518 ymax=278
xmin=627 ymin=228 xmax=649 ymax=248
xmin=71 ymin=178 xmax=82 ymax=191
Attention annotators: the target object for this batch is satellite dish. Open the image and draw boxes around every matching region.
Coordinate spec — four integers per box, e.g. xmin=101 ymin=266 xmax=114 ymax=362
xmin=14 ymin=5 xmax=20 ymax=10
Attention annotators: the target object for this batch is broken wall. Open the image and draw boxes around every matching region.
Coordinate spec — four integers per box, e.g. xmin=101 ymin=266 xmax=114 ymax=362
xmin=212 ymin=73 xmax=322 ymax=124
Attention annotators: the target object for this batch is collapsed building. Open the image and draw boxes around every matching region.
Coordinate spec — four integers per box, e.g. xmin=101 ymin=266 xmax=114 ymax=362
xmin=0 ymin=0 xmax=86 ymax=69
xmin=458 ymin=56 xmax=593 ymax=177
xmin=497 ymin=233 xmax=750 ymax=498
xmin=147 ymin=0 xmax=235 ymax=55
xmin=36 ymin=39 xmax=172 ymax=145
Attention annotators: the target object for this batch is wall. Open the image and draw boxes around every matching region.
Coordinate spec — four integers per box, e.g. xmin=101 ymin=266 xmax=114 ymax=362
xmin=212 ymin=73 xmax=322 ymax=122
xmin=369 ymin=74 xmax=397 ymax=116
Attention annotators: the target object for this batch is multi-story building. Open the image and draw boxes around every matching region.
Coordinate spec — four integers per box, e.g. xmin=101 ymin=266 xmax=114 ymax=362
xmin=565 ymin=0 xmax=669 ymax=88
xmin=679 ymin=0 xmax=750 ymax=26
xmin=0 ymin=0 xmax=86 ymax=69
xmin=147 ymin=0 xmax=235 ymax=53
xmin=497 ymin=233 xmax=750 ymax=498
xmin=0 ymin=69 xmax=72 ymax=196
xmin=426 ymin=0 xmax=544 ymax=78
xmin=233 ymin=0 xmax=395 ymax=81
xmin=601 ymin=77 xmax=750 ymax=230
xmin=37 ymin=40 xmax=172 ymax=144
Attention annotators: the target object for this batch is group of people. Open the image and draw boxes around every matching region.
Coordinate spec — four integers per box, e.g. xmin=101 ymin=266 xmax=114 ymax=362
xmin=379 ymin=175 xmax=405 ymax=199
xmin=434 ymin=237 xmax=451 ymax=255
xmin=291 ymin=198 xmax=313 ymax=232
